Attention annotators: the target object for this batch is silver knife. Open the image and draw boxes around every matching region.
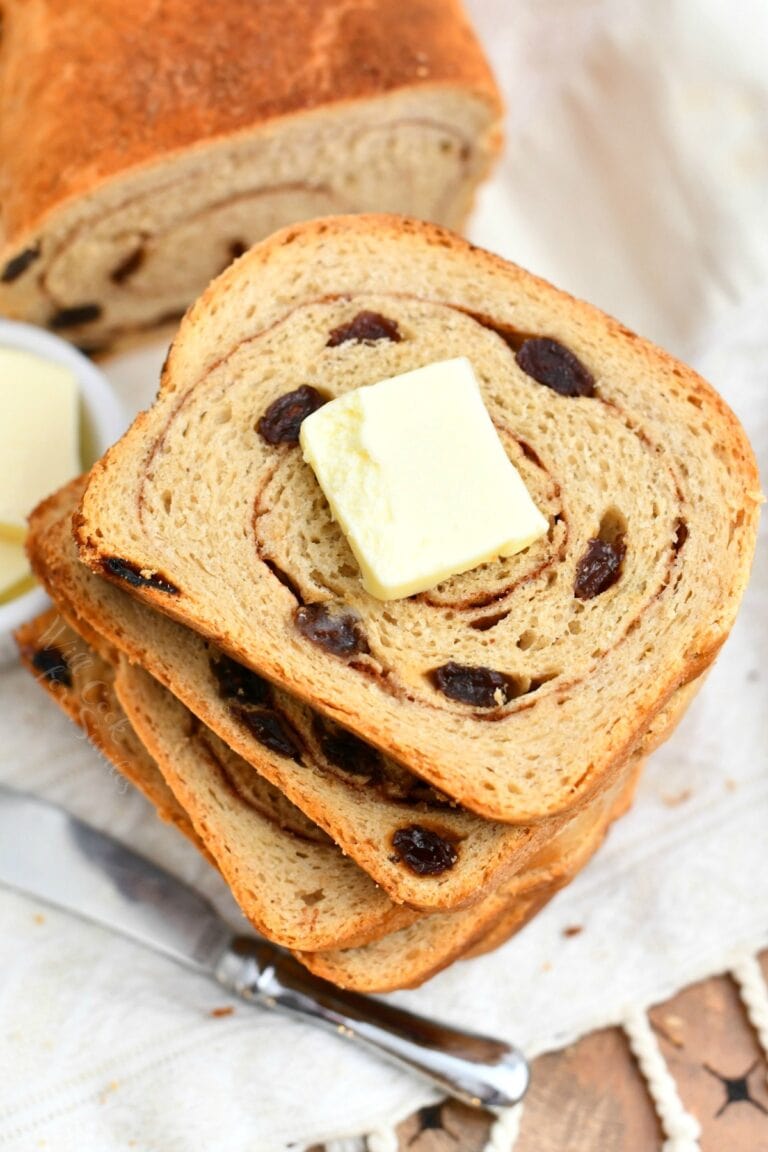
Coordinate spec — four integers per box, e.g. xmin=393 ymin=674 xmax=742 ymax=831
xmin=0 ymin=784 xmax=528 ymax=1111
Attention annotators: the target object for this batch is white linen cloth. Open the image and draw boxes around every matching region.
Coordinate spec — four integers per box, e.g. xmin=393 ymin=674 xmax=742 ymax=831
xmin=0 ymin=1 xmax=766 ymax=1148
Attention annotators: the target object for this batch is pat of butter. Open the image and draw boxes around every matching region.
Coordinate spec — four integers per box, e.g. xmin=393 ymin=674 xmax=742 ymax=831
xmin=300 ymin=357 xmax=548 ymax=600
xmin=0 ymin=347 xmax=80 ymax=530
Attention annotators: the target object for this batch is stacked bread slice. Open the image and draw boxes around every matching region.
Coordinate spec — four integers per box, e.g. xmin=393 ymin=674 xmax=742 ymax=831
xmin=19 ymin=216 xmax=760 ymax=990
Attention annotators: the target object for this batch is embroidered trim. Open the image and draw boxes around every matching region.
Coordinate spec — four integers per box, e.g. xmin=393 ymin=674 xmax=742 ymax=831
xmin=366 ymin=1125 xmax=399 ymax=1152
xmin=623 ymin=1006 xmax=701 ymax=1151
xmin=731 ymin=954 xmax=768 ymax=1077
xmin=482 ymin=1102 xmax=524 ymax=1151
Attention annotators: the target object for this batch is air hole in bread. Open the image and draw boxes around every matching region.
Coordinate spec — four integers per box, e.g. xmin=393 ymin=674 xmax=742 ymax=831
xmin=300 ymin=889 xmax=326 ymax=907
xmin=597 ymin=507 xmax=628 ymax=546
xmin=516 ymin=629 xmax=537 ymax=651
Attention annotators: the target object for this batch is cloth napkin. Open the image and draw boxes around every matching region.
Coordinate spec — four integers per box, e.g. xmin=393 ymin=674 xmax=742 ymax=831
xmin=1 ymin=1 xmax=766 ymax=1148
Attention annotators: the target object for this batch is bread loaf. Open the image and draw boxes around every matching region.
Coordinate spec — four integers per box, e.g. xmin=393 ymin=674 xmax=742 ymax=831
xmin=0 ymin=2 xmax=500 ymax=349
xmin=76 ymin=215 xmax=760 ymax=822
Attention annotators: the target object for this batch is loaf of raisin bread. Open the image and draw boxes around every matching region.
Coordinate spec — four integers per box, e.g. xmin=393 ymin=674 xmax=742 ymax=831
xmin=17 ymin=610 xmax=415 ymax=951
xmin=0 ymin=2 xmax=500 ymax=350
xmin=31 ymin=479 xmax=561 ymax=910
xmin=76 ymin=215 xmax=761 ymax=822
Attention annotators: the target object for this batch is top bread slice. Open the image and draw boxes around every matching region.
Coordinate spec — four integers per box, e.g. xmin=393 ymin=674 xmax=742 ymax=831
xmin=0 ymin=1 xmax=500 ymax=349
xmin=76 ymin=214 xmax=761 ymax=822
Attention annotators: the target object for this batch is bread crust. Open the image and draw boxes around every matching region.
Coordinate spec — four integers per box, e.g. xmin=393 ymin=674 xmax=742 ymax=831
xmin=0 ymin=0 xmax=501 ymax=245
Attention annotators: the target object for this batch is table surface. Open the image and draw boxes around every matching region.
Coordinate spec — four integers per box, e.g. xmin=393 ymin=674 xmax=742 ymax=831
xmin=314 ymin=951 xmax=768 ymax=1152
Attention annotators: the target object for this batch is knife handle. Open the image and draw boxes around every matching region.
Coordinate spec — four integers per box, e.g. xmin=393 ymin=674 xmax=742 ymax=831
xmin=215 ymin=936 xmax=529 ymax=1111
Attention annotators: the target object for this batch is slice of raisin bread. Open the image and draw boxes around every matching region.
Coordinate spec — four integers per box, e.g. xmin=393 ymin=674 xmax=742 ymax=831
xmin=112 ymin=660 xmax=421 ymax=951
xmin=299 ymin=755 xmax=641 ymax=990
xmin=0 ymin=3 xmax=500 ymax=350
xmin=31 ymin=479 xmax=564 ymax=911
xmin=18 ymin=608 xmax=415 ymax=951
xmin=15 ymin=610 xmax=205 ymax=853
xmin=76 ymin=215 xmax=761 ymax=822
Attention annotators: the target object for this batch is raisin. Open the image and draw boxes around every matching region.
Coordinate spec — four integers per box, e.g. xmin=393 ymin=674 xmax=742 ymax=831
xmin=102 ymin=556 xmax=179 ymax=595
xmin=257 ymin=386 xmax=325 ymax=445
xmin=50 ymin=303 xmax=103 ymax=329
xmin=110 ymin=246 xmax=145 ymax=284
xmin=210 ymin=654 xmax=272 ymax=707
xmin=32 ymin=647 xmax=72 ymax=687
xmin=317 ymin=722 xmax=382 ymax=780
xmin=430 ymin=661 xmax=513 ymax=708
xmin=516 ymin=337 xmax=595 ymax=397
xmin=295 ymin=602 xmax=370 ymax=657
xmin=392 ymin=825 xmax=458 ymax=875
xmin=231 ymin=704 xmax=302 ymax=762
xmin=673 ymin=519 xmax=688 ymax=554
xmin=574 ymin=538 xmax=625 ymax=599
xmin=2 ymin=245 xmax=40 ymax=283
xmin=326 ymin=311 xmax=402 ymax=347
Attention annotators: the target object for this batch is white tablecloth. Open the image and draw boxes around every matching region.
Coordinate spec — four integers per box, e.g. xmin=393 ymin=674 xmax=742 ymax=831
xmin=1 ymin=2 xmax=766 ymax=1148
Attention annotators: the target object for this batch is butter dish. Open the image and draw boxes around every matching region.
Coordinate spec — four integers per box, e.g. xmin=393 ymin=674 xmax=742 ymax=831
xmin=0 ymin=319 xmax=125 ymax=661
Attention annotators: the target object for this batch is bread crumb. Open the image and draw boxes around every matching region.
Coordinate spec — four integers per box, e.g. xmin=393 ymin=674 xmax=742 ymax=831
xmin=33 ymin=913 xmax=45 ymax=925
xmin=210 ymin=1006 xmax=234 ymax=1018
xmin=541 ymin=961 xmax=552 ymax=972
xmin=661 ymin=788 xmax=692 ymax=807
xmin=725 ymin=778 xmax=738 ymax=792
xmin=562 ymin=924 xmax=583 ymax=938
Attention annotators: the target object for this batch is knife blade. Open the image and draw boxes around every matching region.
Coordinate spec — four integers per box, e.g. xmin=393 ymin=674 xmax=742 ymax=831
xmin=0 ymin=784 xmax=529 ymax=1111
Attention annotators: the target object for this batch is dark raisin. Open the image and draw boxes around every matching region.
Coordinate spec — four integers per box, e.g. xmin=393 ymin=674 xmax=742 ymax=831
xmin=295 ymin=602 xmax=370 ymax=657
xmin=50 ymin=303 xmax=103 ymax=329
xmin=110 ymin=246 xmax=145 ymax=284
xmin=257 ymin=386 xmax=325 ymax=445
xmin=210 ymin=654 xmax=272 ymax=707
xmin=430 ymin=661 xmax=513 ymax=708
xmin=326 ymin=311 xmax=402 ymax=347
xmin=516 ymin=337 xmax=595 ymax=397
xmin=31 ymin=647 xmax=72 ymax=687
xmin=673 ymin=519 xmax=688 ymax=554
xmin=392 ymin=825 xmax=458 ymax=875
xmin=317 ymin=721 xmax=382 ymax=780
xmin=2 ymin=244 xmax=40 ymax=283
xmin=231 ymin=705 xmax=302 ymax=762
xmin=102 ymin=556 xmax=179 ymax=595
xmin=574 ymin=538 xmax=625 ymax=599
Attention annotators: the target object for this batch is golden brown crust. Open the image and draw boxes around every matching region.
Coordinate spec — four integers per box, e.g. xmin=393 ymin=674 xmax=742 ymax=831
xmin=0 ymin=0 xmax=500 ymax=243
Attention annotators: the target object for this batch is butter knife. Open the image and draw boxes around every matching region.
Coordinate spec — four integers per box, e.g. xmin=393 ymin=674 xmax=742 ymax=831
xmin=0 ymin=784 xmax=528 ymax=1111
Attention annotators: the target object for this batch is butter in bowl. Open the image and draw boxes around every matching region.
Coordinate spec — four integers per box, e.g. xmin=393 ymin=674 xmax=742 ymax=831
xmin=0 ymin=320 xmax=125 ymax=660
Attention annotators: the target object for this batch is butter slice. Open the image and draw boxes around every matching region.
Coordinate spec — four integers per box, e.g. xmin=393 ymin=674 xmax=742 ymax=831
xmin=300 ymin=357 xmax=548 ymax=601
xmin=0 ymin=347 xmax=80 ymax=530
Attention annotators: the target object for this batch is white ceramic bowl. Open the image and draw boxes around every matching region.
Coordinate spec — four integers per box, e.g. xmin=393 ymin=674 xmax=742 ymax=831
xmin=0 ymin=319 xmax=127 ymax=662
